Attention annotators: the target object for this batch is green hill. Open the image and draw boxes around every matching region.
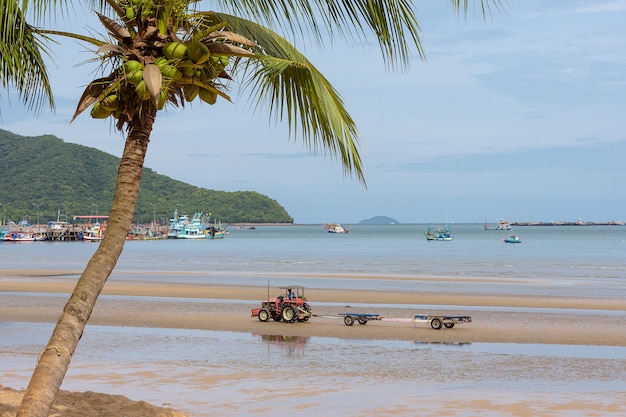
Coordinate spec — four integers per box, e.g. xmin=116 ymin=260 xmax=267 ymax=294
xmin=0 ymin=129 xmax=293 ymax=224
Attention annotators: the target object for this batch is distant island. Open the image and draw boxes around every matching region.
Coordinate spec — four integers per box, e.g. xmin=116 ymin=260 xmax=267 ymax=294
xmin=359 ymin=216 xmax=399 ymax=225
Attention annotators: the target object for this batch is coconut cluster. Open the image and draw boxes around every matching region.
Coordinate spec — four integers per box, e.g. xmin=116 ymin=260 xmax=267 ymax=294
xmin=89 ymin=42 xmax=229 ymax=120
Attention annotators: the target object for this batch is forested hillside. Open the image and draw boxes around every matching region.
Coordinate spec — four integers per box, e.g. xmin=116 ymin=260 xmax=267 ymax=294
xmin=0 ymin=130 xmax=293 ymax=224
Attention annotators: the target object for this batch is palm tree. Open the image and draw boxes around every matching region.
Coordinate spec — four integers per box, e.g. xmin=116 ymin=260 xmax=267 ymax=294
xmin=9 ymin=1 xmax=503 ymax=415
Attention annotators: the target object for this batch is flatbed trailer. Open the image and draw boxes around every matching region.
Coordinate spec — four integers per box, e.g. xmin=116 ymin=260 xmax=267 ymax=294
xmin=413 ymin=314 xmax=472 ymax=330
xmin=337 ymin=312 xmax=472 ymax=330
xmin=339 ymin=313 xmax=382 ymax=326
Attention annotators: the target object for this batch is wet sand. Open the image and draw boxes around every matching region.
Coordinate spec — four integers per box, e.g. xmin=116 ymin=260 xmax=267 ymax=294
xmin=1 ymin=273 xmax=625 ymax=346
xmin=1 ymin=271 xmax=626 ymax=416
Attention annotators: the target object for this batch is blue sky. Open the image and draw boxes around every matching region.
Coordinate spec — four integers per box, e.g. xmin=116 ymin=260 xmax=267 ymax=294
xmin=1 ymin=1 xmax=625 ymax=224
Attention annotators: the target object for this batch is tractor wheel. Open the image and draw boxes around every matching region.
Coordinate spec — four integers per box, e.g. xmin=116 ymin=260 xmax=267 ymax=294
xmin=282 ymin=306 xmax=296 ymax=322
xmin=430 ymin=318 xmax=443 ymax=330
xmin=258 ymin=309 xmax=270 ymax=322
xmin=444 ymin=322 xmax=455 ymax=328
xmin=344 ymin=315 xmax=355 ymax=326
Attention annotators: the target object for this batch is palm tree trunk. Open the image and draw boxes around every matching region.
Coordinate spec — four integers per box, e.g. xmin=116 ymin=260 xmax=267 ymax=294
xmin=17 ymin=110 xmax=156 ymax=417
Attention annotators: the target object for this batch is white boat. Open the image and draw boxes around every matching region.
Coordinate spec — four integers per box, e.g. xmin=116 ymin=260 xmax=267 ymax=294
xmin=3 ymin=232 xmax=36 ymax=242
xmin=325 ymin=223 xmax=349 ymax=233
xmin=82 ymin=222 xmax=105 ymax=242
xmin=484 ymin=219 xmax=512 ymax=230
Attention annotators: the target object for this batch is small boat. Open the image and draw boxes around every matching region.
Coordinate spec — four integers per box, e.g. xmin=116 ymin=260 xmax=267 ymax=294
xmin=3 ymin=232 xmax=36 ymax=242
xmin=82 ymin=221 xmax=105 ymax=242
xmin=484 ymin=219 xmax=512 ymax=230
xmin=324 ymin=223 xmax=349 ymax=233
xmin=425 ymin=224 xmax=453 ymax=241
xmin=504 ymin=234 xmax=522 ymax=243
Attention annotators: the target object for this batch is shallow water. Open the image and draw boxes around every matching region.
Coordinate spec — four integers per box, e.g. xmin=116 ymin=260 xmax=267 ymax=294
xmin=2 ymin=322 xmax=626 ymax=416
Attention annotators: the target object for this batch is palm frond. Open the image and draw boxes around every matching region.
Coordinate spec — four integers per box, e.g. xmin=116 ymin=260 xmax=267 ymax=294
xmin=0 ymin=2 xmax=54 ymax=113
xmin=207 ymin=13 xmax=364 ymax=184
xmin=214 ymin=0 xmax=425 ymax=70
xmin=214 ymin=1 xmax=507 ymax=70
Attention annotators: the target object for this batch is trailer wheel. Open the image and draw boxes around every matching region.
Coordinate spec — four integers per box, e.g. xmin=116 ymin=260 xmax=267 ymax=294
xmin=258 ymin=309 xmax=270 ymax=322
xmin=344 ymin=315 xmax=355 ymax=326
xmin=431 ymin=318 xmax=443 ymax=330
xmin=444 ymin=323 xmax=455 ymax=328
xmin=272 ymin=314 xmax=282 ymax=321
xmin=358 ymin=319 xmax=368 ymax=325
xmin=300 ymin=303 xmax=312 ymax=322
xmin=282 ymin=306 xmax=295 ymax=322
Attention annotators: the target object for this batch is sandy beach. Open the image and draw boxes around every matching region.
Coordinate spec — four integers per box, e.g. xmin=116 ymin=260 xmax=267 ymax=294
xmin=2 ymin=270 xmax=626 ymax=416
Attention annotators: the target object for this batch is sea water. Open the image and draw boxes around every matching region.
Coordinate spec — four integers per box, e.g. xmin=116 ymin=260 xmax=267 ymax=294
xmin=1 ymin=224 xmax=625 ymax=298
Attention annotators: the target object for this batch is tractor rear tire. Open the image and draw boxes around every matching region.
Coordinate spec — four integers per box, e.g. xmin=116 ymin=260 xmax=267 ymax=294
xmin=258 ymin=309 xmax=270 ymax=322
xmin=282 ymin=306 xmax=296 ymax=322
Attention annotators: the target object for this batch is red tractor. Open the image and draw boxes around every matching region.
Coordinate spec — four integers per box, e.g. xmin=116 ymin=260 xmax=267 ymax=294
xmin=251 ymin=286 xmax=312 ymax=323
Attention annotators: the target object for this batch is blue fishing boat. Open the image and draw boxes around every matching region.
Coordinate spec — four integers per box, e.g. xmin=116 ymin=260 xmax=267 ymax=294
xmin=167 ymin=210 xmax=225 ymax=239
xmin=504 ymin=234 xmax=522 ymax=243
xmin=425 ymin=224 xmax=453 ymax=241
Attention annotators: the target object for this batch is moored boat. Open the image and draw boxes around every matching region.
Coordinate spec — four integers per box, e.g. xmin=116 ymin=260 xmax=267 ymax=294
xmin=82 ymin=221 xmax=106 ymax=242
xmin=484 ymin=219 xmax=512 ymax=230
xmin=168 ymin=210 xmax=225 ymax=239
xmin=504 ymin=234 xmax=522 ymax=243
xmin=3 ymin=231 xmax=36 ymax=242
xmin=324 ymin=223 xmax=349 ymax=233
xmin=425 ymin=224 xmax=453 ymax=241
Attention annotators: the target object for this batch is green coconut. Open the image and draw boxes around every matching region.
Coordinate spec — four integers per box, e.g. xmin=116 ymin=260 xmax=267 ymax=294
xmin=127 ymin=68 xmax=144 ymax=86
xmin=163 ymin=42 xmax=188 ymax=60
xmin=90 ymin=102 xmax=112 ymax=119
xmin=135 ymin=80 xmax=151 ymax=101
xmin=123 ymin=60 xmax=142 ymax=74
xmin=187 ymin=41 xmax=210 ymax=65
xmin=101 ymin=94 xmax=120 ymax=112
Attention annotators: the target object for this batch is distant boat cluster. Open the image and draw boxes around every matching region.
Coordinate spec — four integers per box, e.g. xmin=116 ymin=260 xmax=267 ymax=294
xmin=512 ymin=220 xmax=625 ymax=226
xmin=1 ymin=210 xmax=226 ymax=242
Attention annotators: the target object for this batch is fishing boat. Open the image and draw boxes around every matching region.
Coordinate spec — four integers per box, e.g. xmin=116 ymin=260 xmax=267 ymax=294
xmin=504 ymin=234 xmax=522 ymax=243
xmin=425 ymin=224 xmax=453 ymax=241
xmin=324 ymin=223 xmax=349 ymax=233
xmin=3 ymin=231 xmax=36 ymax=242
xmin=484 ymin=219 xmax=512 ymax=230
xmin=168 ymin=210 xmax=225 ymax=239
xmin=82 ymin=221 xmax=105 ymax=242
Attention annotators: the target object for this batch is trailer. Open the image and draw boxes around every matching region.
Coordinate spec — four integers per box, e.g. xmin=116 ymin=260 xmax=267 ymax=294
xmin=336 ymin=312 xmax=472 ymax=330
xmin=413 ymin=314 xmax=472 ymax=330
xmin=339 ymin=313 xmax=383 ymax=326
